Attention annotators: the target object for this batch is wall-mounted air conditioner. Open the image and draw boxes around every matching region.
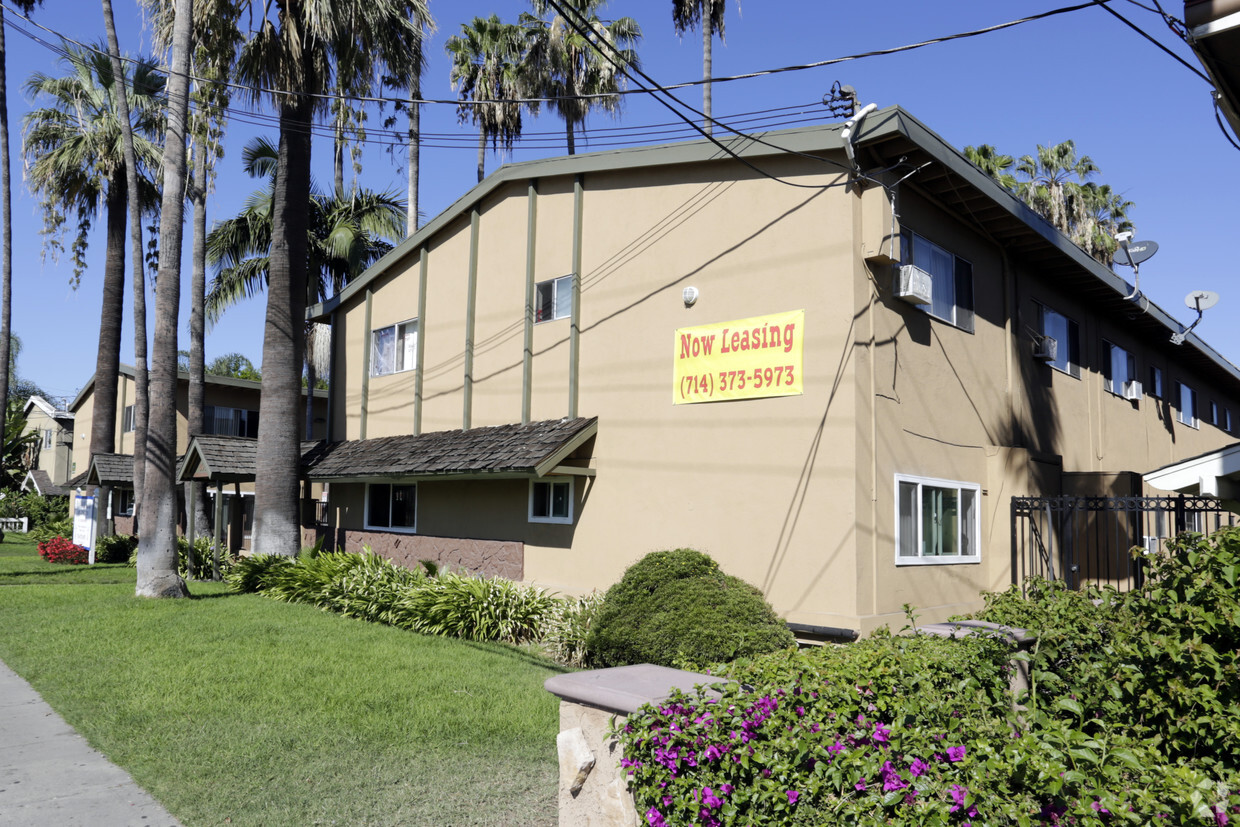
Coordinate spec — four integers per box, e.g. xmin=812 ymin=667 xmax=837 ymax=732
xmin=1032 ymin=336 xmax=1058 ymax=362
xmin=1123 ymin=380 xmax=1143 ymax=401
xmin=894 ymin=264 xmax=933 ymax=305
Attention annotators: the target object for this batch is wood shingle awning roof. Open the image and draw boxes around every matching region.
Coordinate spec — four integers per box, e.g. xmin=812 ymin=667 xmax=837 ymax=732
xmin=174 ymin=417 xmax=597 ymax=485
xmin=84 ymin=453 xmax=135 ymax=487
xmin=177 ymin=435 xmax=329 ymax=484
xmin=306 ymin=417 xmax=598 ymax=482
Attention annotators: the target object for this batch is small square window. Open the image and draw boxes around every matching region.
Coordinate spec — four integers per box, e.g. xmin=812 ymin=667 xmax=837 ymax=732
xmin=1103 ymin=341 xmax=1137 ymax=398
xmin=1177 ymin=382 xmax=1199 ymax=429
xmin=900 ymin=231 xmax=974 ymax=332
xmin=1036 ymin=303 xmax=1081 ymax=378
xmin=535 ymin=275 xmax=573 ymax=323
xmin=365 ymin=483 xmax=417 ymax=532
xmin=529 ymin=479 xmax=573 ymax=524
xmin=371 ymin=319 xmax=418 ymax=377
xmin=895 ymin=474 xmax=980 ymax=565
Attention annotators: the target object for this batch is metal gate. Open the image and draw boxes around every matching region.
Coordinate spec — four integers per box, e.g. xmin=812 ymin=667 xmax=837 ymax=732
xmin=1010 ymin=495 xmax=1236 ymax=592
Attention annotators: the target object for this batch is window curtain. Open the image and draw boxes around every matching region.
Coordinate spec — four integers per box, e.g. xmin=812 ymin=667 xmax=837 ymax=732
xmin=372 ymin=327 xmax=395 ymax=376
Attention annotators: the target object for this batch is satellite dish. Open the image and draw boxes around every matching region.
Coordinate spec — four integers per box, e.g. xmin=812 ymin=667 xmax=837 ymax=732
xmin=1114 ymin=240 xmax=1158 ymax=267
xmin=1185 ymin=290 xmax=1220 ymax=311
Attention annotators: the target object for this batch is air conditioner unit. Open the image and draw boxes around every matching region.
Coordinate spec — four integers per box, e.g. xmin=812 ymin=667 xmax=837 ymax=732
xmin=1123 ymin=380 xmax=1143 ymax=401
xmin=1032 ymin=336 xmax=1058 ymax=362
xmin=894 ymin=264 xmax=933 ymax=305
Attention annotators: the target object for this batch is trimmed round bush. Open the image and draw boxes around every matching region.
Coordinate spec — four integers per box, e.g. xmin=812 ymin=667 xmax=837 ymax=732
xmin=586 ymin=549 xmax=795 ymax=668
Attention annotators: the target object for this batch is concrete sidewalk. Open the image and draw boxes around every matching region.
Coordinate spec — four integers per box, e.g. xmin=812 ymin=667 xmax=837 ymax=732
xmin=0 ymin=660 xmax=182 ymax=826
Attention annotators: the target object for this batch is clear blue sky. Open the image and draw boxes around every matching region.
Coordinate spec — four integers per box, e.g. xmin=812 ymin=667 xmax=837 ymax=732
xmin=6 ymin=0 xmax=1237 ymax=407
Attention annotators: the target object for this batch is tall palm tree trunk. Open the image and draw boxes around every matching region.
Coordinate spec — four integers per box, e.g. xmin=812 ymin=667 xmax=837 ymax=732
xmin=566 ymin=117 xmax=575 ymax=155
xmin=251 ymin=94 xmax=311 ymax=557
xmin=187 ymin=142 xmax=209 ymax=564
xmin=101 ymin=0 xmax=147 ymax=535
xmin=476 ymin=129 xmax=486 ymax=183
xmin=90 ymin=180 xmax=127 ymax=462
xmin=702 ymin=15 xmax=712 ymax=137
xmin=137 ymin=0 xmax=192 ymax=598
xmin=0 ymin=6 xmax=13 ymax=476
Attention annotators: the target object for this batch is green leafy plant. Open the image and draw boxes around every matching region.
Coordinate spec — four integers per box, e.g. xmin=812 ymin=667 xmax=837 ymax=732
xmin=586 ymin=549 xmax=795 ymax=668
xmin=94 ymin=533 xmax=137 ymax=564
xmin=540 ymin=591 xmax=603 ymax=668
xmin=29 ymin=516 xmax=72 ymax=543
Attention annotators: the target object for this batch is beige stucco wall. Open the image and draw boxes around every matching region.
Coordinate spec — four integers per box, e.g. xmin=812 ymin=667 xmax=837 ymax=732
xmin=324 ymin=149 xmax=1240 ymax=634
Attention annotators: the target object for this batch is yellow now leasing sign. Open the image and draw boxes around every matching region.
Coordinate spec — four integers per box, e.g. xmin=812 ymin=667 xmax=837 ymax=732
xmin=673 ymin=310 xmax=805 ymax=404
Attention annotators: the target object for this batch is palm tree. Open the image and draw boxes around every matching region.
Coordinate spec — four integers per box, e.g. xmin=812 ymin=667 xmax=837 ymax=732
xmin=963 ymin=144 xmax=1017 ymax=191
xmin=447 ymin=15 xmax=531 ymax=183
xmin=234 ymin=0 xmax=426 ymax=557
xmin=1015 ymin=140 xmax=1099 ymax=240
xmin=0 ymin=0 xmax=42 ymax=495
xmin=22 ymin=42 xmax=164 ymax=468
xmin=527 ymin=0 xmax=641 ymax=155
xmin=1072 ymin=182 xmax=1134 ymax=266
xmin=206 ymin=136 xmax=406 ymax=434
xmin=140 ymin=0 xmax=194 ymax=598
xmin=671 ymin=0 xmax=726 ymax=136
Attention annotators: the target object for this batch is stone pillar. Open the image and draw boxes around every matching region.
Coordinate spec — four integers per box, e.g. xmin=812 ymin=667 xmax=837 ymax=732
xmin=544 ymin=665 xmax=726 ymax=827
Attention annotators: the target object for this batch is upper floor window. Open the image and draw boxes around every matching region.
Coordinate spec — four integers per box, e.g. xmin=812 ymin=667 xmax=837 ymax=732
xmin=901 ymin=231 xmax=974 ymax=332
xmin=1036 ymin=303 xmax=1081 ymax=378
xmin=366 ymin=482 xmax=416 ymax=532
xmin=535 ymin=275 xmax=572 ymax=323
xmin=42 ymin=429 xmax=53 ymax=449
xmin=895 ymin=474 xmax=980 ymax=565
xmin=122 ymin=405 xmax=135 ymax=433
xmin=1148 ymin=365 xmax=1163 ymax=399
xmin=529 ymin=478 xmax=573 ymax=524
xmin=371 ymin=319 xmax=418 ymax=377
xmin=1177 ymin=381 xmax=1198 ymax=428
xmin=1103 ymin=341 xmax=1138 ymax=398
xmin=205 ymin=405 xmax=259 ymax=438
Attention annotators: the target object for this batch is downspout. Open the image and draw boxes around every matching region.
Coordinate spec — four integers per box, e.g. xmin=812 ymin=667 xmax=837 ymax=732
xmin=570 ymin=175 xmax=584 ymax=419
xmin=464 ymin=208 xmax=480 ymax=429
xmin=523 ymin=181 xmax=538 ymax=425
xmin=359 ymin=289 xmax=372 ymax=440
xmin=325 ymin=308 xmax=337 ymax=441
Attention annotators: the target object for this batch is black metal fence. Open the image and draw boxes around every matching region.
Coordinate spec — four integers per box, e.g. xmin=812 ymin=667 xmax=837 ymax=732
xmin=1010 ymin=495 xmax=1236 ymax=592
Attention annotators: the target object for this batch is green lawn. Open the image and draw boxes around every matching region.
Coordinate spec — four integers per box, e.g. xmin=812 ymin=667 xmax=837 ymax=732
xmin=0 ymin=534 xmax=565 ymax=826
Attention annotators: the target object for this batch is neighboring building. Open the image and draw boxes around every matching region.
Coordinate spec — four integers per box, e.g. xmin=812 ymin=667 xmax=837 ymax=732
xmin=1184 ymin=0 xmax=1240 ymax=138
xmin=294 ymin=105 xmax=1240 ymax=634
xmin=20 ymin=395 xmax=74 ymax=490
xmin=70 ymin=365 xmax=328 ymax=541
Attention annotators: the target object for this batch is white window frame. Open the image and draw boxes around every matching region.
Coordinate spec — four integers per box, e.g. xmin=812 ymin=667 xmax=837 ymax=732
xmin=122 ymin=404 xmax=135 ymax=433
xmin=370 ymin=319 xmax=418 ymax=377
xmin=1177 ymin=381 xmax=1199 ymax=429
xmin=42 ymin=429 xmax=53 ymax=449
xmin=900 ymin=231 xmax=974 ymax=332
xmin=1036 ymin=302 xmax=1081 ymax=378
xmin=894 ymin=473 xmax=981 ymax=566
xmin=364 ymin=482 xmax=418 ymax=533
xmin=1102 ymin=340 xmax=1137 ymax=398
xmin=528 ymin=478 xmax=573 ymax=524
xmin=535 ymin=275 xmax=573 ymax=324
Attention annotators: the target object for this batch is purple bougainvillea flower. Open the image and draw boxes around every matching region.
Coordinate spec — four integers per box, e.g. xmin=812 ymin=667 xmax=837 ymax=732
xmin=786 ymin=790 xmax=800 ymax=805
xmin=872 ymin=722 xmax=891 ymax=744
xmin=702 ymin=788 xmax=723 ymax=809
xmin=855 ymin=778 xmax=867 ymax=792
xmin=949 ymin=784 xmax=969 ymax=812
xmin=1216 ymin=808 xmax=1229 ymax=827
xmin=795 ymin=706 xmax=806 ymax=717
xmin=946 ymin=745 xmax=967 ymax=762
xmin=645 ymin=807 xmax=667 ymax=827
xmin=720 ymin=783 xmax=734 ymax=795
xmin=909 ymin=758 xmax=929 ymax=777
xmin=828 ymin=740 xmax=845 ymax=756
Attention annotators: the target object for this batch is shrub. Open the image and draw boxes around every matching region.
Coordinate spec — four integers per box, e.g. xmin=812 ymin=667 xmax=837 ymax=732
xmin=0 ymin=492 xmax=69 ymax=528
xmin=94 ymin=533 xmax=137 ymax=564
xmin=226 ymin=552 xmax=297 ymax=593
xmin=586 ymin=549 xmax=795 ymax=668
xmin=396 ymin=571 xmax=557 ymax=645
xmin=37 ymin=536 xmax=89 ymax=565
xmin=30 ymin=517 xmax=73 ymax=543
xmin=540 ymin=592 xmax=604 ymax=668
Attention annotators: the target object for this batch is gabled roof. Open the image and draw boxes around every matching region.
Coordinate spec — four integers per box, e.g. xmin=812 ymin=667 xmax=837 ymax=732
xmin=21 ymin=469 xmax=69 ymax=497
xmin=309 ymin=105 xmax=1240 ymax=389
xmin=84 ymin=453 xmax=135 ymax=487
xmin=304 ymin=417 xmax=598 ymax=482
xmin=177 ymin=435 xmax=329 ymax=484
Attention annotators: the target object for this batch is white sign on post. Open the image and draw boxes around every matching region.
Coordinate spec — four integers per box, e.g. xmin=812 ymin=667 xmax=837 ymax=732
xmin=72 ymin=492 xmax=97 ymax=564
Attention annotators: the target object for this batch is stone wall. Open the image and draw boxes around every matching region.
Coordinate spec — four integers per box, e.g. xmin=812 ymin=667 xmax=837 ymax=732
xmin=314 ymin=527 xmax=524 ymax=580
